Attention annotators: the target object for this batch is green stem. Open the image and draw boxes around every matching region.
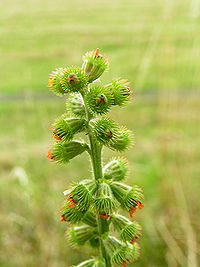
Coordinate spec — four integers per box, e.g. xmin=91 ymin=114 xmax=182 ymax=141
xmin=82 ymin=93 xmax=112 ymax=267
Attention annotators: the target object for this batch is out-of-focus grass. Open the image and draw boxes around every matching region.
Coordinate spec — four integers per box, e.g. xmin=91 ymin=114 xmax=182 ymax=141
xmin=0 ymin=94 xmax=199 ymax=266
xmin=1 ymin=0 xmax=200 ymax=266
xmin=1 ymin=0 xmax=200 ymax=94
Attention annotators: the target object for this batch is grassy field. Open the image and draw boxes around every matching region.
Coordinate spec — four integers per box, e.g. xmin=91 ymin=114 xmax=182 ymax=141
xmin=0 ymin=0 xmax=200 ymax=266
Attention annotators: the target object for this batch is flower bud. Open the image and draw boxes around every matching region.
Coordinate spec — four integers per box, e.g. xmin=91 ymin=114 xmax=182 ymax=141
xmin=82 ymin=48 xmax=108 ymax=83
xmin=92 ymin=117 xmax=119 ymax=145
xmin=103 ymin=158 xmax=128 ymax=181
xmin=111 ymin=214 xmax=142 ymax=243
xmin=66 ymin=182 xmax=94 ymax=212
xmin=105 ymin=79 xmax=131 ymax=106
xmin=112 ymin=242 xmax=140 ymax=265
xmin=108 ymin=127 xmax=134 ymax=152
xmin=66 ymin=93 xmax=86 ymax=117
xmin=48 ymin=68 xmax=66 ymax=96
xmin=52 ymin=115 xmax=87 ymax=142
xmin=60 ymin=198 xmax=87 ymax=223
xmin=105 ymin=236 xmax=139 ymax=265
xmin=86 ymin=86 xmax=113 ymax=114
xmin=94 ymin=182 xmax=117 ymax=215
xmin=61 ymin=67 xmax=88 ymax=93
xmin=67 ymin=225 xmax=96 ymax=247
xmin=48 ymin=141 xmax=89 ymax=164
xmin=110 ymin=182 xmax=144 ymax=215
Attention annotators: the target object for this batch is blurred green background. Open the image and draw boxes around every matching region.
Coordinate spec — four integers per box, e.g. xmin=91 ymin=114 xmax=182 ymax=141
xmin=0 ymin=0 xmax=200 ymax=266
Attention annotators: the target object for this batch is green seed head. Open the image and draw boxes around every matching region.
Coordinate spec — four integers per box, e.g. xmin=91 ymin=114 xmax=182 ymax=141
xmin=48 ymin=68 xmax=66 ymax=96
xmin=82 ymin=48 xmax=108 ymax=83
xmin=86 ymin=86 xmax=114 ymax=114
xmin=92 ymin=117 xmax=119 ymax=145
xmin=108 ymin=127 xmax=134 ymax=152
xmin=103 ymin=157 xmax=128 ymax=181
xmin=105 ymin=78 xmax=132 ymax=106
xmin=94 ymin=182 xmax=117 ymax=214
xmin=48 ymin=141 xmax=89 ymax=164
xmin=61 ymin=67 xmax=88 ymax=93
xmin=52 ymin=114 xmax=87 ymax=142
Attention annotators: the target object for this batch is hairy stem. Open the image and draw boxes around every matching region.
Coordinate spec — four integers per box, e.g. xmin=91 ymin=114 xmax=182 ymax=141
xmin=82 ymin=93 xmax=112 ymax=267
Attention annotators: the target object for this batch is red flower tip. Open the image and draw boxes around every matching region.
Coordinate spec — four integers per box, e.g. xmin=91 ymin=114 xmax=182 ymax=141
xmin=137 ymin=201 xmax=144 ymax=210
xmin=66 ymin=77 xmax=75 ymax=81
xmin=121 ymin=261 xmax=129 ymax=267
xmin=130 ymin=237 xmax=138 ymax=244
xmin=60 ymin=214 xmax=67 ymax=222
xmin=129 ymin=206 xmax=137 ymax=218
xmin=95 ymin=48 xmax=100 ymax=57
xmin=99 ymin=212 xmax=110 ymax=219
xmin=47 ymin=150 xmax=55 ymax=159
xmin=53 ymin=132 xmax=62 ymax=141
xmin=67 ymin=197 xmax=76 ymax=207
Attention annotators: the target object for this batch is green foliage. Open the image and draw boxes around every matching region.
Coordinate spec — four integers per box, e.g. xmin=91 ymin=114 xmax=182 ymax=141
xmin=47 ymin=48 xmax=144 ymax=266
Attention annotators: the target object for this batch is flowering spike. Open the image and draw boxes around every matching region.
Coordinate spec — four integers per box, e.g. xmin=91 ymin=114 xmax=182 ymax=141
xmin=47 ymin=49 xmax=144 ymax=266
xmin=82 ymin=49 xmax=108 ymax=83
xmin=103 ymin=157 xmax=128 ymax=181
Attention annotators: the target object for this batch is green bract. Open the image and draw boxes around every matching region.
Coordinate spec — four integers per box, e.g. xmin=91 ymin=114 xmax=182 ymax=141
xmin=47 ymin=49 xmax=144 ymax=267
xmin=66 ymin=93 xmax=86 ymax=117
xmin=67 ymin=225 xmax=97 ymax=247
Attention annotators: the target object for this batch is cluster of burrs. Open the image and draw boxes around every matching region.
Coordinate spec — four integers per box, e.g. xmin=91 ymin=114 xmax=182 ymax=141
xmin=47 ymin=48 xmax=144 ymax=267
